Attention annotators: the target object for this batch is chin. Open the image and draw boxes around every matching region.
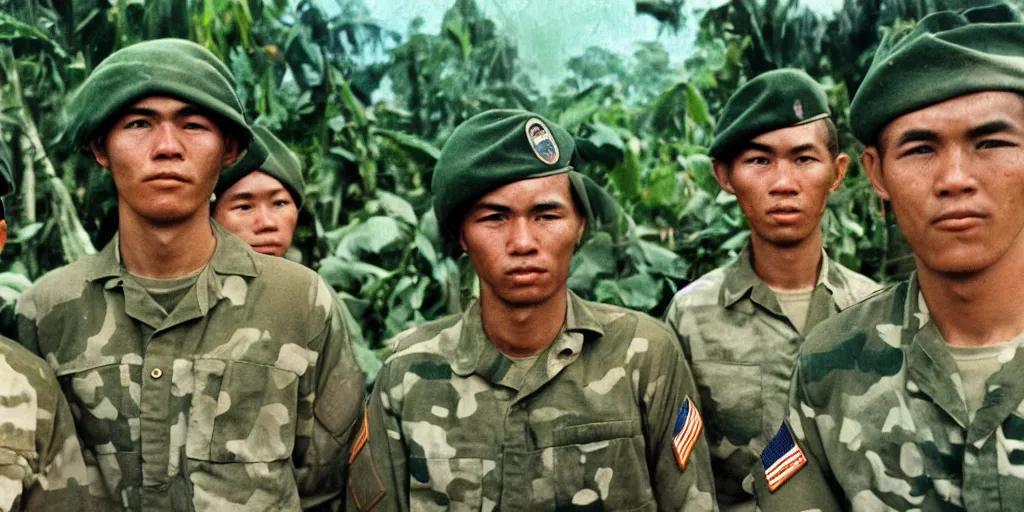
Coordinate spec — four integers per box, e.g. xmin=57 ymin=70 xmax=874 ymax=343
xmin=495 ymin=287 xmax=558 ymax=307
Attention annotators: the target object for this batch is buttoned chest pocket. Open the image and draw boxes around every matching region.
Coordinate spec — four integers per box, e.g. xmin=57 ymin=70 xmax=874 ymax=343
xmin=551 ymin=420 xmax=655 ymax=510
xmin=185 ymin=358 xmax=300 ymax=463
xmin=691 ymin=361 xmax=763 ymax=447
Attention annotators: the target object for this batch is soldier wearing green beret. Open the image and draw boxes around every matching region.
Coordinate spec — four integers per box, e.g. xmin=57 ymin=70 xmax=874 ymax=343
xmin=0 ymin=134 xmax=92 ymax=511
xmin=213 ymin=126 xmax=304 ymax=259
xmin=663 ymin=68 xmax=879 ymax=512
xmin=754 ymin=4 xmax=1024 ymax=510
xmin=15 ymin=39 xmax=365 ymax=510
xmin=346 ymin=109 xmax=717 ymax=511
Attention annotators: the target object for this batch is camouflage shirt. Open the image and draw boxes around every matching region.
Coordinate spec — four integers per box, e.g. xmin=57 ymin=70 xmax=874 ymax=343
xmin=15 ymin=221 xmax=365 ymax=511
xmin=347 ymin=292 xmax=718 ymax=511
xmin=663 ymin=245 xmax=879 ymax=510
xmin=755 ymin=276 xmax=1024 ymax=511
xmin=0 ymin=336 xmax=90 ymax=511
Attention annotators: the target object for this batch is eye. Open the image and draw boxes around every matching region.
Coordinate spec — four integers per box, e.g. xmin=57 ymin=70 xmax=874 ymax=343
xmin=537 ymin=213 xmax=561 ymax=221
xmin=476 ymin=213 xmax=504 ymax=223
xmin=183 ymin=121 xmax=209 ymax=130
xmin=273 ymin=199 xmax=292 ymax=208
xmin=795 ymin=155 xmax=817 ymax=164
xmin=745 ymin=156 xmax=770 ymax=166
xmin=232 ymin=204 xmax=253 ymax=212
xmin=900 ymin=145 xmax=934 ymax=158
xmin=124 ymin=119 xmax=149 ymax=129
xmin=977 ymin=139 xmax=1016 ymax=150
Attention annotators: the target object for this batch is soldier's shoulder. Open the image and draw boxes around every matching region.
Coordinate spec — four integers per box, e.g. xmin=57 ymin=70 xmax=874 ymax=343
xmin=832 ymin=261 xmax=884 ymax=301
xmin=801 ymin=281 xmax=907 ymax=373
xmin=254 ymin=251 xmax=321 ymax=284
xmin=17 ymin=258 xmax=96 ymax=320
xmin=582 ymin=299 xmax=678 ymax=350
xmin=0 ymin=335 xmax=59 ymax=391
xmin=383 ymin=313 xmax=464 ymax=363
xmin=667 ymin=266 xmax=729 ymax=310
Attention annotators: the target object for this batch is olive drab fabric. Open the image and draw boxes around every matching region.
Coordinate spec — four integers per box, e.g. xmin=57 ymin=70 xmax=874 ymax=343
xmin=65 ymin=38 xmax=257 ymax=150
xmin=346 ymin=292 xmax=718 ymax=511
xmin=217 ymin=126 xmax=305 ymax=207
xmin=754 ymin=277 xmax=1024 ymax=510
xmin=663 ymin=245 xmax=879 ymax=511
xmin=0 ymin=338 xmax=91 ymax=512
xmin=850 ymin=3 xmax=1024 ymax=144
xmin=15 ymin=222 xmax=365 ymax=510
xmin=709 ymin=69 xmax=831 ymax=159
xmin=430 ymin=109 xmax=633 ymax=250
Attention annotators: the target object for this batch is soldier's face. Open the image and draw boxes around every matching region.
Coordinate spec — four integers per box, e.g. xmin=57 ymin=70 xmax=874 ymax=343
xmin=460 ymin=173 xmax=585 ymax=308
xmin=864 ymin=91 xmax=1024 ymax=276
xmin=212 ymin=171 xmax=299 ymax=257
xmin=91 ymin=96 xmax=239 ymax=225
xmin=714 ymin=121 xmax=848 ymax=248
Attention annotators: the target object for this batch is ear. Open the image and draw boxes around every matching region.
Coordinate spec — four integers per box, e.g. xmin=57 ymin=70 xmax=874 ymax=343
xmin=860 ymin=146 xmax=890 ymax=201
xmin=712 ymin=159 xmax=736 ymax=194
xmin=576 ymin=217 xmax=586 ymax=247
xmin=89 ymin=138 xmax=111 ymax=169
xmin=222 ymin=135 xmax=241 ymax=167
xmin=829 ymin=152 xmax=851 ymax=193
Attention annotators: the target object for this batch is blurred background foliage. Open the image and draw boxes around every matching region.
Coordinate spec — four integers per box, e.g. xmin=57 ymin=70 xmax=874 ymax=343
xmin=0 ymin=0 xmax=1010 ymax=358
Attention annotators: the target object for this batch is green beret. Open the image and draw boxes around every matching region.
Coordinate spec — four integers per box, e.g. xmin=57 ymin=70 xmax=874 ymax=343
xmin=850 ymin=3 xmax=1024 ymax=144
xmin=67 ymin=38 xmax=252 ymax=150
xmin=710 ymin=69 xmax=831 ymax=159
xmin=216 ymin=126 xmax=305 ymax=208
xmin=432 ymin=109 xmax=632 ymax=249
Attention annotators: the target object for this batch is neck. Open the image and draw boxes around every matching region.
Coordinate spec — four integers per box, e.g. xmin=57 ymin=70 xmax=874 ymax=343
xmin=750 ymin=229 xmax=823 ymax=291
xmin=918 ymin=245 xmax=1024 ymax=347
xmin=480 ymin=288 xmax=568 ymax=358
xmin=118 ymin=210 xmax=217 ymax=279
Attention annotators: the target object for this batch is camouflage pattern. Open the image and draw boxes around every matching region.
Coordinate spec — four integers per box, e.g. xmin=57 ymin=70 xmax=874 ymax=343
xmin=15 ymin=221 xmax=365 ymax=511
xmin=663 ymin=245 xmax=879 ymax=510
xmin=347 ymin=291 xmax=718 ymax=511
xmin=755 ymin=276 xmax=1024 ymax=511
xmin=0 ymin=336 xmax=90 ymax=511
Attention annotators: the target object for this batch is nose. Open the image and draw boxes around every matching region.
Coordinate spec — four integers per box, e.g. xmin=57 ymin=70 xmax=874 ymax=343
xmin=152 ymin=123 xmax=185 ymax=160
xmin=252 ymin=205 xmax=279 ymax=233
xmin=768 ymin=162 xmax=799 ymax=196
xmin=934 ymin=148 xmax=978 ymax=198
xmin=507 ymin=217 xmax=538 ymax=256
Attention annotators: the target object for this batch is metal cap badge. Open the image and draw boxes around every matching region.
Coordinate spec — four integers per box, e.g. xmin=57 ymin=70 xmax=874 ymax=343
xmin=525 ymin=118 xmax=560 ymax=165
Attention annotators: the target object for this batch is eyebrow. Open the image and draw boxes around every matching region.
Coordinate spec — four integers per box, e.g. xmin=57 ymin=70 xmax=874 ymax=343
xmin=968 ymin=120 xmax=1013 ymax=139
xmin=121 ymin=105 xmax=208 ymax=120
xmin=788 ymin=143 xmax=819 ymax=155
xmin=740 ymin=142 xmax=774 ymax=154
xmin=896 ymin=129 xmax=940 ymax=147
xmin=472 ymin=200 xmax=569 ymax=215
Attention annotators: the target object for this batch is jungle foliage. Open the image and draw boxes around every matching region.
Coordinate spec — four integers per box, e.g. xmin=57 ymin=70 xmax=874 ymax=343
xmin=0 ymin=0 xmax=997 ymax=357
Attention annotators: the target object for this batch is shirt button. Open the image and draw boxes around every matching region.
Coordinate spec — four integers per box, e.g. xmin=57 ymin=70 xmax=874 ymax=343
xmin=150 ymin=368 xmax=163 ymax=379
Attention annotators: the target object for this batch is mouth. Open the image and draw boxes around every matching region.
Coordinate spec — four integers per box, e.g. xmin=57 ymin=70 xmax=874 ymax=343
xmin=251 ymin=243 xmax=283 ymax=255
xmin=505 ymin=266 xmax=547 ymax=282
xmin=932 ymin=208 xmax=988 ymax=231
xmin=144 ymin=172 xmax=190 ymax=184
xmin=767 ymin=206 xmax=802 ymax=223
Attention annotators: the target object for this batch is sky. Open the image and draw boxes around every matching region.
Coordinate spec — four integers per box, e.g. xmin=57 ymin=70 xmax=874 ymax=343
xmin=356 ymin=0 xmax=843 ymax=94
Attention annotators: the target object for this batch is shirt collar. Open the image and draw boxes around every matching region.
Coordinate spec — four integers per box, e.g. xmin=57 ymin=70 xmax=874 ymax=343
xmin=720 ymin=243 xmax=848 ymax=308
xmin=450 ymin=290 xmax=604 ymax=379
xmin=84 ymin=220 xmax=261 ymax=284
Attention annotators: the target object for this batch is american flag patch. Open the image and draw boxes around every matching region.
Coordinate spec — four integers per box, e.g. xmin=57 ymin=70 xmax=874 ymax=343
xmin=672 ymin=397 xmax=703 ymax=470
xmin=761 ymin=423 xmax=807 ymax=492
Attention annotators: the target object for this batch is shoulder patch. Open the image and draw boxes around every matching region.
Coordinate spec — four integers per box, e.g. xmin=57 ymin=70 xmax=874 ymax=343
xmin=349 ymin=410 xmax=385 ymax=511
xmin=761 ymin=423 xmax=807 ymax=492
xmin=671 ymin=396 xmax=703 ymax=471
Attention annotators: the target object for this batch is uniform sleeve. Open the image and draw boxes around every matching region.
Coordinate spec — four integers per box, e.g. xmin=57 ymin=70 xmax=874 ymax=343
xmin=752 ymin=361 xmax=843 ymax=512
xmin=19 ymin=364 xmax=94 ymax=511
xmin=15 ymin=292 xmax=42 ymax=357
xmin=643 ymin=329 xmax=718 ymax=511
xmin=295 ymin=278 xmax=367 ymax=509
xmin=346 ymin=374 xmax=407 ymax=512
xmin=662 ymin=297 xmax=694 ymax=362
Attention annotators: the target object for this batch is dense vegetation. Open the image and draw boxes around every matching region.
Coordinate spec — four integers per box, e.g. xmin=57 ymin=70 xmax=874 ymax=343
xmin=1 ymin=0 xmax=1009 ymax=360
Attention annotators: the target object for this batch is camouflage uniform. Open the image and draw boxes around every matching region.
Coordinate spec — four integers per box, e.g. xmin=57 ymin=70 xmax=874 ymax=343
xmin=663 ymin=245 xmax=878 ymax=510
xmin=347 ymin=291 xmax=718 ymax=511
xmin=0 ymin=337 xmax=90 ymax=511
xmin=15 ymin=222 xmax=365 ymax=511
xmin=754 ymin=276 xmax=1024 ymax=510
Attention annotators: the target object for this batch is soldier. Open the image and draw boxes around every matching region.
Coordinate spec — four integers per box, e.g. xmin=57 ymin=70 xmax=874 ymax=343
xmin=213 ymin=126 xmax=304 ymax=259
xmin=15 ymin=39 xmax=365 ymax=510
xmin=213 ymin=126 xmax=382 ymax=384
xmin=345 ymin=109 xmax=717 ymax=511
xmin=753 ymin=4 xmax=1024 ymax=510
xmin=662 ymin=69 xmax=879 ymax=511
xmin=0 ymin=136 xmax=90 ymax=511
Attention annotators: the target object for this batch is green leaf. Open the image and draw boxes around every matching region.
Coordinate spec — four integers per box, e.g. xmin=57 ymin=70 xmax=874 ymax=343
xmin=374 ymin=128 xmax=441 ymax=161
xmin=376 ymin=190 xmax=417 ymax=225
xmin=610 ymin=137 xmax=642 ymax=200
xmin=336 ymin=216 xmax=407 ymax=259
xmin=569 ymin=232 xmax=615 ymax=291
xmin=13 ymin=222 xmax=44 ymax=243
xmin=594 ymin=274 xmax=659 ymax=312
